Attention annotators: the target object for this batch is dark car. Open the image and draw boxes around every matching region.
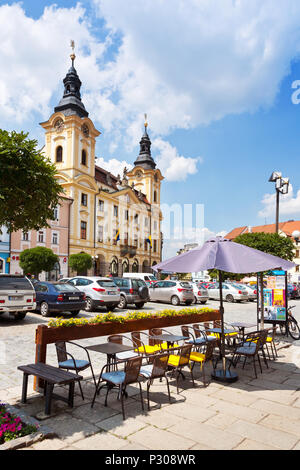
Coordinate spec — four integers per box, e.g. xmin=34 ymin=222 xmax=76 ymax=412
xmin=287 ymin=284 xmax=299 ymax=299
xmin=113 ymin=277 xmax=149 ymax=309
xmin=34 ymin=281 xmax=86 ymax=317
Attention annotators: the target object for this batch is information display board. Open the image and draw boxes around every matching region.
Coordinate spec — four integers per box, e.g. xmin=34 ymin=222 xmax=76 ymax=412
xmin=258 ymin=270 xmax=288 ymax=324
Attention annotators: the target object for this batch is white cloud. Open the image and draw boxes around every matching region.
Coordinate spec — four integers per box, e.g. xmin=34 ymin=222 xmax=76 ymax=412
xmin=259 ymin=184 xmax=300 ymax=218
xmin=153 ymin=139 xmax=202 ymax=182
xmin=96 ymin=156 xmax=132 ymax=177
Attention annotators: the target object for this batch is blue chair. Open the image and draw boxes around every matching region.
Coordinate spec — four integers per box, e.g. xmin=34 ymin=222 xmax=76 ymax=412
xmin=55 ymin=341 xmax=96 ymax=400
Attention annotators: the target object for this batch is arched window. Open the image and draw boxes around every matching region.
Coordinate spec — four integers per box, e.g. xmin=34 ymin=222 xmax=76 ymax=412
xmin=132 ymin=260 xmax=139 ymax=273
xmin=110 ymin=257 xmax=118 ymax=276
xmin=122 ymin=259 xmax=129 ymax=274
xmin=56 ymin=146 xmax=63 ymax=163
xmin=153 ymin=190 xmax=157 ymax=203
xmin=81 ymin=149 xmax=87 ymax=166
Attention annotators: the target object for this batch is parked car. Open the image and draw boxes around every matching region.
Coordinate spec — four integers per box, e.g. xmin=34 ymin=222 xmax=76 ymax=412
xmin=58 ymin=277 xmax=71 ymax=284
xmin=0 ymin=274 xmax=36 ymax=320
xmin=66 ymin=276 xmax=120 ymax=312
xmin=228 ymin=282 xmax=257 ymax=301
xmin=34 ymin=281 xmax=86 ymax=317
xmin=149 ymin=280 xmax=194 ymax=306
xmin=123 ymin=272 xmax=158 ymax=285
xmin=113 ymin=277 xmax=149 ymax=309
xmin=206 ymin=282 xmax=248 ymax=302
xmin=287 ymin=284 xmax=300 ymax=299
xmin=192 ymin=282 xmax=209 ymax=304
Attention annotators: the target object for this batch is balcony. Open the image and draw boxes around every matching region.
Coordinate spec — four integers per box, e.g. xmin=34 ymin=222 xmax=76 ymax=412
xmin=120 ymin=244 xmax=137 ymax=258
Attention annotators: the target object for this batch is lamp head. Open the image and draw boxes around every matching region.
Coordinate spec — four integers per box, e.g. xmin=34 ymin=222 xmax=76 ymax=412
xmin=269 ymin=171 xmax=282 ymax=182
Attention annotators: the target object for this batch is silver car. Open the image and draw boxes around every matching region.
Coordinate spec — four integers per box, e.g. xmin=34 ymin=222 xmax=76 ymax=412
xmin=230 ymin=283 xmax=257 ymax=301
xmin=67 ymin=276 xmax=120 ymax=312
xmin=0 ymin=274 xmax=36 ymax=320
xmin=207 ymin=282 xmax=248 ymax=303
xmin=192 ymin=282 xmax=209 ymax=304
xmin=149 ymin=280 xmax=194 ymax=306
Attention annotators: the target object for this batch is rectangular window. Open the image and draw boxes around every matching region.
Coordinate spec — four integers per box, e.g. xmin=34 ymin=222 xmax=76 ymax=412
xmin=98 ymin=199 xmax=104 ymax=211
xmin=81 ymin=193 xmax=87 ymax=206
xmin=134 ymin=235 xmax=138 ymax=248
xmin=38 ymin=231 xmax=44 ymax=243
xmin=144 ymin=239 xmax=148 ymax=251
xmin=81 ymin=221 xmax=87 ymax=240
xmin=53 ymin=206 xmax=59 ymax=221
xmin=125 ymin=209 xmax=129 ymax=221
xmin=98 ymin=225 xmax=103 ymax=243
xmin=113 ymin=205 xmax=118 ymax=217
xmin=134 ymin=213 xmax=139 ymax=224
xmin=22 ymin=232 xmax=29 ymax=241
xmin=145 ymin=217 xmax=149 ymax=227
xmin=124 ymin=232 xmax=128 ymax=244
xmin=153 ymin=220 xmax=158 ymax=231
xmin=52 ymin=232 xmax=58 ymax=245
xmin=153 ymin=239 xmax=157 ymax=253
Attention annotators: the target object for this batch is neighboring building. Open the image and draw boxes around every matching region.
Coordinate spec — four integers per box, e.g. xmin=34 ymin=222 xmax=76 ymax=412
xmin=225 ymin=220 xmax=300 ymax=282
xmin=10 ymin=197 xmax=73 ymax=280
xmin=0 ymin=226 xmax=10 ymax=273
xmin=39 ymin=51 xmax=163 ymax=276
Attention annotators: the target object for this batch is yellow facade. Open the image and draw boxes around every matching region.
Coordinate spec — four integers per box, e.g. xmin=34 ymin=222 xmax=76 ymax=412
xmin=40 ymin=63 xmax=163 ymax=276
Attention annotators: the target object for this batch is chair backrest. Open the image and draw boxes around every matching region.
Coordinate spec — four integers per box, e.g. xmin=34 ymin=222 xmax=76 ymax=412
xmin=181 ymin=325 xmax=191 ymax=339
xmin=259 ymin=329 xmax=269 ymax=346
xmin=150 ymin=353 xmax=170 ymax=379
xmin=203 ymin=339 xmax=215 ymax=362
xmin=124 ymin=356 xmax=143 ymax=385
xmin=177 ymin=344 xmax=193 ymax=366
xmin=244 ymin=331 xmax=263 ymax=354
xmin=55 ymin=341 xmax=67 ymax=363
xmin=192 ymin=324 xmax=201 ymax=338
xmin=213 ymin=320 xmax=221 ymax=328
xmin=131 ymin=331 xmax=142 ymax=348
xmin=108 ymin=335 xmax=123 ymax=345
xmin=149 ymin=328 xmax=162 ymax=346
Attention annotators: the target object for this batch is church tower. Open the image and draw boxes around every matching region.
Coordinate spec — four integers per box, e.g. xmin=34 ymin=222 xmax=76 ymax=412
xmin=127 ymin=116 xmax=164 ymax=205
xmin=40 ymin=43 xmax=100 ymax=257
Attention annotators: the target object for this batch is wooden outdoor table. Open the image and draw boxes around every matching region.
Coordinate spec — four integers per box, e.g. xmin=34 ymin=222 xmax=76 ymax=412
xmin=86 ymin=342 xmax=135 ymax=372
xmin=18 ymin=363 xmax=82 ymax=415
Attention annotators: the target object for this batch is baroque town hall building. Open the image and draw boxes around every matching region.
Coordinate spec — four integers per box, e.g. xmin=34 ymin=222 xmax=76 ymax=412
xmin=10 ymin=51 xmax=163 ymax=279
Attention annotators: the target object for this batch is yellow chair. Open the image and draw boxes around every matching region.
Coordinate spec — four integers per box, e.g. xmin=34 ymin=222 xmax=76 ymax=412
xmin=189 ymin=340 xmax=216 ymax=386
xmin=131 ymin=331 xmax=162 ymax=355
xmin=167 ymin=344 xmax=194 ymax=393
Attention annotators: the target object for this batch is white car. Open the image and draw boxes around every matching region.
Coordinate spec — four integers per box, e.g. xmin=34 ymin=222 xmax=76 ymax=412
xmin=0 ymin=274 xmax=36 ymax=320
xmin=192 ymin=283 xmax=209 ymax=304
xmin=67 ymin=276 xmax=120 ymax=312
xmin=206 ymin=282 xmax=248 ymax=303
xmin=230 ymin=283 xmax=257 ymax=301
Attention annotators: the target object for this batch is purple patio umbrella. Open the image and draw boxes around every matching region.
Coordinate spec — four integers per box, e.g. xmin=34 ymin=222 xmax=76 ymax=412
xmin=153 ymin=237 xmax=295 ymax=382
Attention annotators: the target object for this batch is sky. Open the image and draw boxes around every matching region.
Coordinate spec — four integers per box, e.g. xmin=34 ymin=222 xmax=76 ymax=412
xmin=1 ymin=0 xmax=300 ymax=258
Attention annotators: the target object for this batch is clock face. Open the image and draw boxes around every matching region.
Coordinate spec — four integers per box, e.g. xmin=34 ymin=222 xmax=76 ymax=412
xmin=136 ymin=171 xmax=142 ymax=179
xmin=82 ymin=124 xmax=89 ymax=137
xmin=54 ymin=119 xmax=64 ymax=132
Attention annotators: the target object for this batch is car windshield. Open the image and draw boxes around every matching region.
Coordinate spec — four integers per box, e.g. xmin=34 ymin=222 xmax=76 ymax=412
xmin=180 ymin=282 xmax=192 ymax=288
xmin=0 ymin=276 xmax=32 ymax=290
xmin=97 ymin=280 xmax=116 ymax=288
xmin=53 ymin=284 xmax=79 ymax=292
xmin=149 ymin=276 xmax=157 ymax=281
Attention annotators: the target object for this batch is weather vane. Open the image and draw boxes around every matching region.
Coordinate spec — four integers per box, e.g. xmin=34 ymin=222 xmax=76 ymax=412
xmin=70 ymin=39 xmax=76 ymax=65
xmin=144 ymin=113 xmax=148 ymax=129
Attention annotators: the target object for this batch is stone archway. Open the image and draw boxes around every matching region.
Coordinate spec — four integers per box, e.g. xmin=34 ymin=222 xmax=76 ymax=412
xmin=122 ymin=258 xmax=129 ymax=275
xmin=110 ymin=257 xmax=118 ymax=277
xmin=132 ymin=259 xmax=139 ymax=273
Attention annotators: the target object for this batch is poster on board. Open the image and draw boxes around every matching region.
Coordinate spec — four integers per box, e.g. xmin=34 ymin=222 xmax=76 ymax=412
xmin=262 ymin=272 xmax=286 ymax=322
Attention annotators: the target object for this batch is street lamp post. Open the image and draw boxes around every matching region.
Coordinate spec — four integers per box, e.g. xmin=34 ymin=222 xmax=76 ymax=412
xmin=268 ymin=172 xmax=289 ymax=233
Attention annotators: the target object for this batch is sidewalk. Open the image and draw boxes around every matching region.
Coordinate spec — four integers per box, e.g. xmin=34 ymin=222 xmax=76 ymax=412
xmin=2 ymin=340 xmax=300 ymax=450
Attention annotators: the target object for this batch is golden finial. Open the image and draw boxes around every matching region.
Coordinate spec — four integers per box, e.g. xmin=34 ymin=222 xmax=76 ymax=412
xmin=70 ymin=39 xmax=76 ymax=65
xmin=144 ymin=113 xmax=148 ymax=128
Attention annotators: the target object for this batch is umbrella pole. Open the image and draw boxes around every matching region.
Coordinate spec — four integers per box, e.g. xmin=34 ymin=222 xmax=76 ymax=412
xmin=211 ymin=270 xmax=238 ymax=384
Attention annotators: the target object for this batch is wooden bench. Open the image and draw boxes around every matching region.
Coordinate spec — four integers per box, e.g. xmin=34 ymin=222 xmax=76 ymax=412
xmin=18 ymin=363 xmax=82 ymax=415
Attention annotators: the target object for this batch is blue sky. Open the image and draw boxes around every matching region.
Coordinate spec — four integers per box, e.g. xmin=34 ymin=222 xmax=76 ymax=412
xmin=1 ymin=0 xmax=300 ymax=257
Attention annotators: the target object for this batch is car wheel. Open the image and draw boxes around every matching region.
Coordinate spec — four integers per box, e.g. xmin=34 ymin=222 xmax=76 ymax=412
xmin=194 ymin=296 xmax=198 ymax=304
xmin=185 ymin=301 xmax=193 ymax=306
xmin=200 ymin=300 xmax=207 ymax=304
xmin=171 ymin=295 xmax=180 ymax=306
xmin=85 ymin=297 xmax=95 ymax=312
xmin=70 ymin=310 xmax=80 ymax=316
xmin=118 ymin=295 xmax=127 ymax=309
xmin=14 ymin=312 xmax=27 ymax=320
xmin=226 ymin=294 xmax=234 ymax=303
xmin=106 ymin=306 xmax=116 ymax=312
xmin=135 ymin=302 xmax=145 ymax=309
xmin=40 ymin=302 xmax=51 ymax=317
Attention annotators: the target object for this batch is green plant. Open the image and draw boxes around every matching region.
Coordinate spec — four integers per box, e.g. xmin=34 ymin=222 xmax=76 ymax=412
xmin=19 ymin=247 xmax=59 ymax=279
xmin=47 ymin=307 xmax=218 ymax=328
xmin=0 ymin=403 xmax=38 ymax=444
xmin=69 ymin=252 xmax=92 ymax=275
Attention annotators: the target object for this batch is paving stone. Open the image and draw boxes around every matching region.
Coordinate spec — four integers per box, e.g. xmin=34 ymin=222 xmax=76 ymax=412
xmin=259 ymin=414 xmax=300 ymax=438
xmin=228 ymin=419 xmax=299 ymax=450
xmin=136 ymin=408 xmax=187 ymax=430
xmin=234 ymin=439 xmax=280 ymax=450
xmin=163 ymin=401 xmax=217 ymax=422
xmin=209 ymin=387 xmax=258 ymax=406
xmin=128 ymin=426 xmax=196 ymax=450
xmin=95 ymin=414 xmax=148 ymax=438
xmin=250 ymin=398 xmax=300 ymax=420
xmin=41 ymin=414 xmax=99 ymax=445
xmin=210 ymin=400 xmax=267 ymax=424
xmin=71 ymin=431 xmax=126 ymax=450
xmin=168 ymin=420 xmax=243 ymax=450
xmin=203 ymin=413 xmax=238 ymax=430
xmin=30 ymin=438 xmax=67 ymax=450
xmin=71 ymin=402 xmax=119 ymax=423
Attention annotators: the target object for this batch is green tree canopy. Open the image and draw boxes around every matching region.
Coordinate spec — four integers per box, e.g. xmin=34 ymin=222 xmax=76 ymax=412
xmin=69 ymin=252 xmax=92 ymax=275
xmin=0 ymin=129 xmax=63 ymax=232
xmin=19 ymin=247 xmax=59 ymax=279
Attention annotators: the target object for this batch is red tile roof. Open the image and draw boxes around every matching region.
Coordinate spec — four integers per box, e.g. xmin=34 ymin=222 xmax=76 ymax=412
xmin=225 ymin=221 xmax=300 ymax=240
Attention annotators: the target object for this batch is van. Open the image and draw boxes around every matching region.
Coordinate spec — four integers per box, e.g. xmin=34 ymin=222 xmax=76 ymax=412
xmin=0 ymin=275 xmax=36 ymax=320
xmin=122 ymin=272 xmax=157 ymax=285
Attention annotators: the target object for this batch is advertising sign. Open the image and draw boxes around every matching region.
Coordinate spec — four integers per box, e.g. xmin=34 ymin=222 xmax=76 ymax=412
xmin=262 ymin=273 xmax=286 ymax=322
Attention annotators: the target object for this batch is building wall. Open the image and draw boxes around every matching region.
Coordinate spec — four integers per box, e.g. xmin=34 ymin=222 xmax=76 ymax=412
xmin=0 ymin=226 xmax=10 ymax=274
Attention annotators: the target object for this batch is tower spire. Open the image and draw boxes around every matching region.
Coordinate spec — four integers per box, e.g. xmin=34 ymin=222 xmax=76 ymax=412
xmin=134 ymin=114 xmax=156 ymax=170
xmin=54 ymin=40 xmax=88 ymax=118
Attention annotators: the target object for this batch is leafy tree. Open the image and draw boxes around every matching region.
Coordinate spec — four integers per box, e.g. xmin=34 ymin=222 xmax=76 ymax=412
xmin=19 ymin=247 xmax=59 ymax=279
xmin=234 ymin=232 xmax=295 ymax=261
xmin=69 ymin=252 xmax=92 ymax=275
xmin=0 ymin=130 xmax=63 ymax=232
